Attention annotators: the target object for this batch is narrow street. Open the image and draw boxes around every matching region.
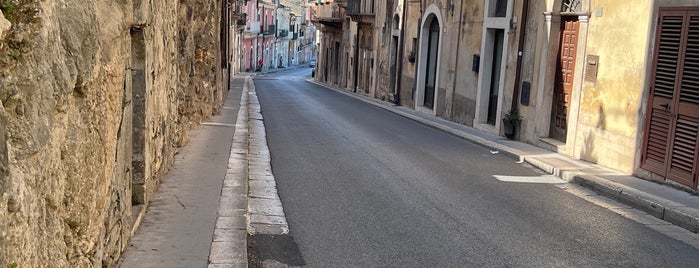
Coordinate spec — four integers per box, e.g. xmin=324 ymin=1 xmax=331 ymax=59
xmin=250 ymin=68 xmax=699 ymax=267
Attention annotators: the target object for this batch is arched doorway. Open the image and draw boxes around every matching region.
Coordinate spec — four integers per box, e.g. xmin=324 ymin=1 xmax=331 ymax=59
xmin=423 ymin=18 xmax=440 ymax=109
xmin=415 ymin=6 xmax=443 ymax=114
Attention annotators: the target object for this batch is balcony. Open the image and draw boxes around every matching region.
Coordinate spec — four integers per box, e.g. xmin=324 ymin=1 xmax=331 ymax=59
xmin=347 ymin=0 xmax=374 ymax=26
xmin=292 ymin=33 xmax=298 ymax=40
xmin=279 ymin=29 xmax=289 ymax=38
xmin=311 ymin=1 xmax=345 ymax=29
xmin=263 ymin=24 xmax=276 ymax=36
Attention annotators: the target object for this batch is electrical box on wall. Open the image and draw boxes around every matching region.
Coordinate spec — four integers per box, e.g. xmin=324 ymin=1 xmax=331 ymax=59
xmin=472 ymin=54 xmax=480 ymax=72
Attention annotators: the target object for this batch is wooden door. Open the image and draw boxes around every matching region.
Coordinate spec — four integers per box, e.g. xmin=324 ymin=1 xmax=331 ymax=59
xmin=642 ymin=8 xmax=699 ymax=189
xmin=551 ymin=16 xmax=580 ymax=142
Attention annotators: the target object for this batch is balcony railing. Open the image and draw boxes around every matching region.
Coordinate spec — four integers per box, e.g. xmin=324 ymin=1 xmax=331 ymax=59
xmin=312 ymin=2 xmax=344 ymax=28
xmin=347 ymin=0 xmax=375 ymax=25
xmin=279 ymin=29 xmax=289 ymax=37
xmin=263 ymin=24 xmax=276 ymax=35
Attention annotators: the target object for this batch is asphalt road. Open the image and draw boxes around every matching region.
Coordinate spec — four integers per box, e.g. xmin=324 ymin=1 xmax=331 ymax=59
xmin=253 ymin=68 xmax=699 ymax=267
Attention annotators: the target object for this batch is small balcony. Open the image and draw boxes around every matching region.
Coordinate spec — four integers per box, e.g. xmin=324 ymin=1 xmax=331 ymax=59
xmin=347 ymin=0 xmax=374 ymax=26
xmin=279 ymin=29 xmax=289 ymax=38
xmin=263 ymin=24 xmax=276 ymax=36
xmin=311 ymin=1 xmax=345 ymax=29
xmin=292 ymin=33 xmax=298 ymax=40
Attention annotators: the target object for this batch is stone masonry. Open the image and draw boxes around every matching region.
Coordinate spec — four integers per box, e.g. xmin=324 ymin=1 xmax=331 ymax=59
xmin=0 ymin=0 xmax=227 ymax=267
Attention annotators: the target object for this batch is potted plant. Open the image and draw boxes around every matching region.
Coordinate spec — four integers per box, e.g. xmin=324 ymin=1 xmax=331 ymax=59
xmin=408 ymin=51 xmax=416 ymax=63
xmin=502 ymin=108 xmax=522 ymax=140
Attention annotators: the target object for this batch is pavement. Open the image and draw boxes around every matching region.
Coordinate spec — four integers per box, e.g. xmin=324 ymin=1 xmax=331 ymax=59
xmin=119 ymin=75 xmax=250 ymax=268
xmin=307 ymin=78 xmax=699 ymax=235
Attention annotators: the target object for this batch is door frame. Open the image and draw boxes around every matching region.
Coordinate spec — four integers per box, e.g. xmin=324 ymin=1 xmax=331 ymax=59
xmin=415 ymin=4 xmax=443 ymax=115
xmin=534 ymin=11 xmax=590 ymax=154
xmin=550 ymin=15 xmax=581 ymax=142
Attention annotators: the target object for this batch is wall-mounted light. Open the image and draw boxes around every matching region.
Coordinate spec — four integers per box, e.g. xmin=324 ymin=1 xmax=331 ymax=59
xmin=448 ymin=0 xmax=454 ymax=16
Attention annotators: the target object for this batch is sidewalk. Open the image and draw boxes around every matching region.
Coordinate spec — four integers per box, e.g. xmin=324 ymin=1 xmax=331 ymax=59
xmin=307 ymin=79 xmax=699 ymax=235
xmin=118 ymin=75 xmax=250 ymax=268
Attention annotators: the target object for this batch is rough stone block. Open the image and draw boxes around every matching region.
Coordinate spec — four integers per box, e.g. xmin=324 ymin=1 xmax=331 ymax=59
xmin=209 ymin=242 xmax=247 ymax=264
xmin=216 ymin=216 xmax=248 ymax=230
xmin=249 ymin=198 xmax=285 ymax=216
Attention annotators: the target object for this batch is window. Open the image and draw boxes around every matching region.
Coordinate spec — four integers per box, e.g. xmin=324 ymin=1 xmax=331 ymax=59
xmin=489 ymin=0 xmax=508 ymax=17
xmin=561 ymin=0 xmax=582 ymax=13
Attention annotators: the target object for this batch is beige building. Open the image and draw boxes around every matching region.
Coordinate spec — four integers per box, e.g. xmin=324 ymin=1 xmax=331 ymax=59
xmin=313 ymin=0 xmax=699 ymax=191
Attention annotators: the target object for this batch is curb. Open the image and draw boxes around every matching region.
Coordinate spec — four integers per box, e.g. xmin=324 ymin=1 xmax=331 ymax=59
xmin=305 ymin=78 xmax=699 ymax=234
xmin=208 ymin=76 xmax=251 ymax=268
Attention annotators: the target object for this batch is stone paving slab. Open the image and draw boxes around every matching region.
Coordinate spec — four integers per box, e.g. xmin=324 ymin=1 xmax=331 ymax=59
xmin=247 ymin=77 xmax=290 ymax=236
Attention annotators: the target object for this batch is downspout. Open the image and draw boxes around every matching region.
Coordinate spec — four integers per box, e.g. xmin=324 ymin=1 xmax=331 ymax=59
xmin=510 ymin=0 xmax=531 ymax=111
xmin=395 ymin=0 xmax=408 ymax=105
xmin=450 ymin=0 xmax=464 ymax=119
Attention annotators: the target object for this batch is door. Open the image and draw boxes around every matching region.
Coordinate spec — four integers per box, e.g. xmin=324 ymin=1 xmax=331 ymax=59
xmin=642 ymin=8 xmax=699 ymax=189
xmin=551 ymin=16 xmax=580 ymax=142
xmin=487 ymin=29 xmax=505 ymax=124
xmin=390 ymin=36 xmax=399 ymax=95
xmin=424 ymin=19 xmax=440 ymax=109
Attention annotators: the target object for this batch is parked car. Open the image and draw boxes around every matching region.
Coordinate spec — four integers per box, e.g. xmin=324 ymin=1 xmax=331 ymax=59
xmin=309 ymin=60 xmax=316 ymax=68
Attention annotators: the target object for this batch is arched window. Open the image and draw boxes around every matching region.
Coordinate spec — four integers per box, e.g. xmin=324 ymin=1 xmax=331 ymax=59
xmin=561 ymin=0 xmax=582 ymax=12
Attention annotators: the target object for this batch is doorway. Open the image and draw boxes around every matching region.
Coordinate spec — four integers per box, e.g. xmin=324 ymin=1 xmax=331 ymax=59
xmin=423 ymin=19 xmax=440 ymax=109
xmin=550 ymin=16 xmax=580 ymax=142
xmin=486 ymin=29 xmax=505 ymax=124
xmin=390 ymin=35 xmax=399 ymax=96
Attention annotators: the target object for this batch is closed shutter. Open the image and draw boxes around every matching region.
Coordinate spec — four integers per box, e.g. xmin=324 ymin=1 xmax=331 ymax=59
xmin=642 ymin=8 xmax=699 ymax=189
xmin=642 ymin=12 xmax=684 ymax=176
xmin=667 ymin=12 xmax=699 ymax=187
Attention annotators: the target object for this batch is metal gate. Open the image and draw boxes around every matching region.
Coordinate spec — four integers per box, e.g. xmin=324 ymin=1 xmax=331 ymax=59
xmin=642 ymin=7 xmax=699 ymax=189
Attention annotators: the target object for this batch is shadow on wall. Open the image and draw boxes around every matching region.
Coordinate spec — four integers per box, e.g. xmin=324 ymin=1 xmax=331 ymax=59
xmin=580 ymin=105 xmax=606 ymax=164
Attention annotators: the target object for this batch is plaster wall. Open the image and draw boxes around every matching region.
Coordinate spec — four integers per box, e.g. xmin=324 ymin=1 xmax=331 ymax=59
xmin=572 ymin=0 xmax=653 ymax=173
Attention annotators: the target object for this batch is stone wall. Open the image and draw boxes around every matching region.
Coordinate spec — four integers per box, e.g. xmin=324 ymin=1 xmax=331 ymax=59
xmin=0 ymin=0 xmax=226 ymax=267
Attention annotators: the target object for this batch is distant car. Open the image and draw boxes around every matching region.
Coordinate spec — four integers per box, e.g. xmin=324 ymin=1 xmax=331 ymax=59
xmin=309 ymin=60 xmax=316 ymax=68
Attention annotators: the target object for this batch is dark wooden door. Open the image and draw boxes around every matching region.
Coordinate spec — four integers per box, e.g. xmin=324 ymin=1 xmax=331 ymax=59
xmin=551 ymin=16 xmax=580 ymax=142
xmin=424 ymin=19 xmax=440 ymax=109
xmin=642 ymin=8 xmax=699 ymax=189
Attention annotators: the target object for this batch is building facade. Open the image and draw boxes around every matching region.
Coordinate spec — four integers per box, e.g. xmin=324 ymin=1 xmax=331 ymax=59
xmin=312 ymin=0 xmax=699 ymax=191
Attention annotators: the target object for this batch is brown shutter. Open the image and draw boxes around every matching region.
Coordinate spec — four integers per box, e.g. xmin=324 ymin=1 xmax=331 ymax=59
xmin=667 ymin=12 xmax=699 ymax=187
xmin=642 ymin=13 xmax=685 ymax=175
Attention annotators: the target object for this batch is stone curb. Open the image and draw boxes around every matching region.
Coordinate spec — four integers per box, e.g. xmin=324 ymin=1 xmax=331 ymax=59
xmin=305 ymin=79 xmax=699 ymax=234
xmin=247 ymin=75 xmax=290 ymax=236
xmin=208 ymin=76 xmax=251 ymax=268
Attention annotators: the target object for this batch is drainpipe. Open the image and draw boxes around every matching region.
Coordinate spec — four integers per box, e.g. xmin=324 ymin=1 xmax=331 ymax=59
xmin=395 ymin=0 xmax=408 ymax=105
xmin=450 ymin=0 xmax=464 ymax=119
xmin=510 ymin=0 xmax=531 ymax=112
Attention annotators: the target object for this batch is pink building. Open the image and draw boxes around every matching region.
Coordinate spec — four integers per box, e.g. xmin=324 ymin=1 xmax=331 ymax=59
xmin=242 ymin=0 xmax=277 ymax=71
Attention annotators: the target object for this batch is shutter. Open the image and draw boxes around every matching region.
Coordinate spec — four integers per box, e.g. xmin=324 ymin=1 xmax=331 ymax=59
xmin=668 ymin=13 xmax=699 ymax=187
xmin=642 ymin=13 xmax=684 ymax=175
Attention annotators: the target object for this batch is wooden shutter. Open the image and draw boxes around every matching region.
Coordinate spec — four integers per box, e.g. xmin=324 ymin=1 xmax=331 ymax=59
xmin=642 ymin=12 xmax=684 ymax=175
xmin=642 ymin=8 xmax=699 ymax=189
xmin=667 ymin=12 xmax=699 ymax=187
